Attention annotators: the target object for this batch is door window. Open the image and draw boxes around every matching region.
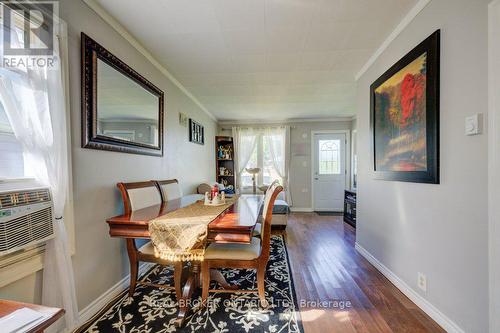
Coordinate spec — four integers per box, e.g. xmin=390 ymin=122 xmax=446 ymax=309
xmin=318 ymin=139 xmax=340 ymax=175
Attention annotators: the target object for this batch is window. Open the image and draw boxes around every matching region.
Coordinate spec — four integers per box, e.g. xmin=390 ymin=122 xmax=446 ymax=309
xmin=0 ymin=101 xmax=24 ymax=179
xmin=238 ymin=128 xmax=285 ymax=191
xmin=241 ymin=145 xmax=258 ymax=188
xmin=318 ymin=139 xmax=340 ymax=174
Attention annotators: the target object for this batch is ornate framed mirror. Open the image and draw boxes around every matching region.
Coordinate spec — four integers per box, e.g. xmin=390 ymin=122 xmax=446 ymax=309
xmin=81 ymin=32 xmax=164 ymax=156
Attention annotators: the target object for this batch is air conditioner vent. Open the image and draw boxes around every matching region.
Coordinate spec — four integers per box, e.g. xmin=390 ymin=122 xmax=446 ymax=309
xmin=0 ymin=207 xmax=53 ymax=253
xmin=0 ymin=181 xmax=54 ymax=256
xmin=0 ymin=189 xmax=51 ymax=209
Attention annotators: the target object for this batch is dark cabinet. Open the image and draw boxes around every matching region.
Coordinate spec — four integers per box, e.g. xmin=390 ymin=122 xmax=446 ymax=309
xmin=343 ymin=190 xmax=356 ymax=228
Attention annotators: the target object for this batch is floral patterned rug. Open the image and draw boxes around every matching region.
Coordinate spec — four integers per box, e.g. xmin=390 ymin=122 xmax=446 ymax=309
xmin=77 ymin=235 xmax=303 ymax=333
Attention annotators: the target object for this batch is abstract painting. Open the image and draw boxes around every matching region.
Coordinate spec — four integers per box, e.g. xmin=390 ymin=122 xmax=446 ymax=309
xmin=370 ymin=30 xmax=440 ymax=184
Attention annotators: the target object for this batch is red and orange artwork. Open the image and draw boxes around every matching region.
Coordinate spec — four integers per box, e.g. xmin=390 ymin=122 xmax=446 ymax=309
xmin=374 ymin=53 xmax=427 ymax=172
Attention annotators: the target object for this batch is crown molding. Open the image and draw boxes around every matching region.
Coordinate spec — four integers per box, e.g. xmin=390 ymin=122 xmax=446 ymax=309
xmin=82 ymin=0 xmax=217 ymax=122
xmin=218 ymin=116 xmax=356 ymax=126
xmin=355 ymin=0 xmax=432 ymax=81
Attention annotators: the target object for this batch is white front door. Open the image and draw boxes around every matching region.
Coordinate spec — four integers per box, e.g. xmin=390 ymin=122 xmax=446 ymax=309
xmin=312 ymin=133 xmax=346 ymax=211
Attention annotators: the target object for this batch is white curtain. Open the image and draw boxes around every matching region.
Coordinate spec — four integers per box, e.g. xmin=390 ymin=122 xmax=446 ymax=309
xmin=232 ymin=127 xmax=258 ymax=191
xmin=0 ymin=21 xmax=79 ymax=332
xmin=284 ymin=126 xmax=292 ymax=205
xmin=233 ymin=126 xmax=292 ymax=203
xmin=264 ymin=126 xmax=292 ymax=204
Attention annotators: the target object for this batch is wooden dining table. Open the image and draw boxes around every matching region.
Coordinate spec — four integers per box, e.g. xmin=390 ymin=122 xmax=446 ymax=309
xmin=0 ymin=299 xmax=64 ymax=333
xmin=106 ymin=194 xmax=263 ymax=326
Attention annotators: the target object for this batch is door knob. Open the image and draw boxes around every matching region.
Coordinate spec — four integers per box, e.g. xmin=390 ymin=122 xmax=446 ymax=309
xmin=314 ymin=177 xmax=319 ymax=180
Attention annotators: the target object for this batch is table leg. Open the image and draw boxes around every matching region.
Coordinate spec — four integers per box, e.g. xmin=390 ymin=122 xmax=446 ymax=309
xmin=174 ymin=266 xmax=238 ymax=327
xmin=174 ymin=263 xmax=200 ymax=327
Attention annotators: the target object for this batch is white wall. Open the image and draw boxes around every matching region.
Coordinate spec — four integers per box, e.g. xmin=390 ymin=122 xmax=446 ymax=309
xmin=219 ymin=120 xmax=354 ymax=209
xmin=0 ymin=0 xmax=217 ymax=312
xmin=488 ymin=2 xmax=500 ymax=331
xmin=356 ymin=0 xmax=489 ymax=332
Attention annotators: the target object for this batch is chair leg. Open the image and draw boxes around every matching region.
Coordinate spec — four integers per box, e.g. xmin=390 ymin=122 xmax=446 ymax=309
xmin=126 ymin=239 xmax=139 ymax=297
xmin=257 ymin=263 xmax=268 ymax=307
xmin=174 ymin=261 xmax=183 ymax=301
xmin=201 ymin=261 xmax=210 ymax=307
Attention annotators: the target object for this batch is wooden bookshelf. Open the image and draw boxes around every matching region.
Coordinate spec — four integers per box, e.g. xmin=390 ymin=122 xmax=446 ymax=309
xmin=215 ymin=136 xmax=235 ymax=189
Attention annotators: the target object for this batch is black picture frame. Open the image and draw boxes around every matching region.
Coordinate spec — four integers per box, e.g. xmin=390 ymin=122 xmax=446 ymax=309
xmin=189 ymin=118 xmax=204 ymax=145
xmin=370 ymin=30 xmax=440 ymax=184
xmin=81 ymin=32 xmax=164 ymax=156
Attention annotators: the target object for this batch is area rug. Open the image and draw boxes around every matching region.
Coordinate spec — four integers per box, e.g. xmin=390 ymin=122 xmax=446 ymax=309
xmin=77 ymin=235 xmax=303 ymax=333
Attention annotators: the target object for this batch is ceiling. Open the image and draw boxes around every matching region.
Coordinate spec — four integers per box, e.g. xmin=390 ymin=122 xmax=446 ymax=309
xmin=94 ymin=0 xmax=418 ymax=122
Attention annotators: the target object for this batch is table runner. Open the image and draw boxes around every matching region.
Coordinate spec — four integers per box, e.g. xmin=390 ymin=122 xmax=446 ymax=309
xmin=149 ymin=196 xmax=238 ymax=261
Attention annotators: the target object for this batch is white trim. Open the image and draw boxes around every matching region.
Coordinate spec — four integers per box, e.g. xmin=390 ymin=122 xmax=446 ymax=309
xmin=488 ymin=1 xmax=500 ymax=332
xmin=355 ymin=0 xmax=432 ymax=81
xmin=78 ymin=262 xmax=154 ymax=325
xmin=350 ymin=129 xmax=357 ymax=190
xmin=311 ymin=130 xmax=350 ymax=212
xmin=218 ymin=116 xmax=354 ymax=126
xmin=82 ymin=0 xmax=217 ymax=122
xmin=355 ymin=243 xmax=464 ymax=333
xmin=289 ymin=207 xmax=314 ymax=212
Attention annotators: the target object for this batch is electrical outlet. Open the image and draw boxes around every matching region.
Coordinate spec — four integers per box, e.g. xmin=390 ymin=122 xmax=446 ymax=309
xmin=417 ymin=272 xmax=427 ymax=293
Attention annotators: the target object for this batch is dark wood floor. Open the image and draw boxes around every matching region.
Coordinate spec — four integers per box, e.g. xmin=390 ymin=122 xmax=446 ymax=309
xmin=280 ymin=213 xmax=445 ymax=333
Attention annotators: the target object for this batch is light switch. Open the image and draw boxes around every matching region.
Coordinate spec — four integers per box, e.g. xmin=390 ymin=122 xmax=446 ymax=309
xmin=465 ymin=114 xmax=482 ymax=136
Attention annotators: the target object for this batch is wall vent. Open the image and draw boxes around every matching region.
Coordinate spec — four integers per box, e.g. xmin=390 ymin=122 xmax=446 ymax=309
xmin=0 ymin=181 xmax=54 ymax=256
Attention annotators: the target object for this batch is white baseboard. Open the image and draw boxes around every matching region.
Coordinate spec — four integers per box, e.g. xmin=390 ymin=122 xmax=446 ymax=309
xmin=290 ymin=207 xmax=313 ymax=212
xmin=78 ymin=262 xmax=154 ymax=326
xmin=354 ymin=243 xmax=464 ymax=333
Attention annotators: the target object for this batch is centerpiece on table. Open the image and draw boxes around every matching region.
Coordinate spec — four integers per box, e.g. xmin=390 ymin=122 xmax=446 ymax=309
xmin=204 ymin=184 xmax=226 ymax=206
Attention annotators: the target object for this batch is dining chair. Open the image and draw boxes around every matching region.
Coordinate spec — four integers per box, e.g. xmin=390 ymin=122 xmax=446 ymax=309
xmin=201 ymin=183 xmax=283 ymax=307
xmin=117 ymin=181 xmax=183 ymax=299
xmin=155 ymin=179 xmax=183 ymax=202
xmin=253 ymin=179 xmax=281 ymax=237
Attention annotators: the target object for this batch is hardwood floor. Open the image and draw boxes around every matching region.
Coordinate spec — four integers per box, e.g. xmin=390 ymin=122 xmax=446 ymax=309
xmin=280 ymin=213 xmax=445 ymax=333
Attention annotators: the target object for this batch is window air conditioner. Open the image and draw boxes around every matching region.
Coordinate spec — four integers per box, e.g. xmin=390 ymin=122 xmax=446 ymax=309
xmin=0 ymin=179 xmax=54 ymax=256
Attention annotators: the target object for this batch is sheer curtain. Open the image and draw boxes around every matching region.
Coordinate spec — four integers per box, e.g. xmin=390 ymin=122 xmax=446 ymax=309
xmin=233 ymin=126 xmax=292 ymax=204
xmin=232 ymin=127 xmax=258 ymax=191
xmin=263 ymin=126 xmax=292 ymax=202
xmin=264 ymin=126 xmax=292 ymax=204
xmin=0 ymin=21 xmax=78 ymax=332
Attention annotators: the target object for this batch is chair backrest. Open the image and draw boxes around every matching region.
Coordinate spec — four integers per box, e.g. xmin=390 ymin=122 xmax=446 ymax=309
xmin=155 ymin=179 xmax=182 ymax=202
xmin=266 ymin=179 xmax=280 ymax=191
xmin=197 ymin=183 xmax=212 ymax=195
xmin=117 ymin=181 xmax=162 ymax=214
xmin=262 ymin=179 xmax=280 ymax=218
xmin=260 ymin=183 xmax=283 ymax=260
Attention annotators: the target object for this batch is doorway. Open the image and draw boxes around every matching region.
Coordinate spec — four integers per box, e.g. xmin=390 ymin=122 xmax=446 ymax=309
xmin=311 ymin=130 xmax=350 ymax=212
